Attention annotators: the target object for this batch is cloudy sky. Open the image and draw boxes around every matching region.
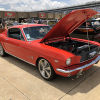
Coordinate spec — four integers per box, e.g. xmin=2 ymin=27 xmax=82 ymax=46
xmin=0 ymin=0 xmax=99 ymax=11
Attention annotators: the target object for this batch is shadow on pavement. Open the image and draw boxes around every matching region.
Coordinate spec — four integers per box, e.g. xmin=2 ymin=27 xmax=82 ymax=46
xmin=1 ymin=54 xmax=100 ymax=95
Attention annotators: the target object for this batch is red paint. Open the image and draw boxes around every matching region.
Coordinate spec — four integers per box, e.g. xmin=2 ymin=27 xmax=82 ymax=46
xmin=0 ymin=9 xmax=99 ymax=78
xmin=40 ymin=9 xmax=97 ymax=42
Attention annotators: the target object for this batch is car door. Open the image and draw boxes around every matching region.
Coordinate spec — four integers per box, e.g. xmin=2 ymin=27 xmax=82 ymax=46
xmin=3 ymin=28 xmax=26 ymax=60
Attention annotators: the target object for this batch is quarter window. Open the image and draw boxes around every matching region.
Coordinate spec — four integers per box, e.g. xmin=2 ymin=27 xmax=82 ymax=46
xmin=8 ymin=28 xmax=25 ymax=41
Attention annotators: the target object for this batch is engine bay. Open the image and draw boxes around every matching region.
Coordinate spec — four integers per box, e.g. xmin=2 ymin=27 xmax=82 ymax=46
xmin=47 ymin=38 xmax=97 ymax=55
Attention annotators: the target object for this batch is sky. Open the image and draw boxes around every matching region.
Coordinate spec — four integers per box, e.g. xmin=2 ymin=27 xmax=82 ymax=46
xmin=0 ymin=0 xmax=99 ymax=11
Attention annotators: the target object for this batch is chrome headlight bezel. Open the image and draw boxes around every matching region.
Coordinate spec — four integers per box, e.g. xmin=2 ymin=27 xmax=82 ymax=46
xmin=66 ymin=58 xmax=71 ymax=66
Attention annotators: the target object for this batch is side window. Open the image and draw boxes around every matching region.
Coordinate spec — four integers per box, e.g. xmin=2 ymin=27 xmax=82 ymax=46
xmin=8 ymin=28 xmax=25 ymax=41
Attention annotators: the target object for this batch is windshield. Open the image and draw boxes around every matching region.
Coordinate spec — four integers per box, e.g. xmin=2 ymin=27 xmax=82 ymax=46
xmin=23 ymin=26 xmax=51 ymax=41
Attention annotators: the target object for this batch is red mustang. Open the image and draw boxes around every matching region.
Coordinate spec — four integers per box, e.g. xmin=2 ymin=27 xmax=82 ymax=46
xmin=0 ymin=9 xmax=100 ymax=80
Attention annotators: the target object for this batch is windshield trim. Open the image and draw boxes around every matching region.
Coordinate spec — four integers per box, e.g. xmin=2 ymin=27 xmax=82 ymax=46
xmin=22 ymin=28 xmax=32 ymax=41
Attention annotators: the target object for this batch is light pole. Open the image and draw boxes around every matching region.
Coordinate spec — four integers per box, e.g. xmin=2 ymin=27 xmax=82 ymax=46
xmin=59 ymin=13 xmax=61 ymax=20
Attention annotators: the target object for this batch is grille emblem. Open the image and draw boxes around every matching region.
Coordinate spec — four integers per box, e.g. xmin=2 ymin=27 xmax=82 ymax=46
xmin=89 ymin=51 xmax=96 ymax=57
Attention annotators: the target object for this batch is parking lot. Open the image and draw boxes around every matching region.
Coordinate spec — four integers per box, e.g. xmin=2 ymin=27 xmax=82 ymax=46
xmin=0 ymin=54 xmax=100 ymax=100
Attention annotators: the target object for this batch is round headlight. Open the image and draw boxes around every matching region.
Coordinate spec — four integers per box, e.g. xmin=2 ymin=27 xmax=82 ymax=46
xmin=66 ymin=58 xmax=71 ymax=66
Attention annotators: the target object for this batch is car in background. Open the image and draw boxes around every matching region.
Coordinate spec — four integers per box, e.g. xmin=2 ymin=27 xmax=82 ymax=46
xmin=74 ymin=19 xmax=100 ymax=34
xmin=7 ymin=22 xmax=19 ymax=28
xmin=0 ymin=9 xmax=100 ymax=81
xmin=74 ymin=22 xmax=94 ymax=33
xmin=73 ymin=18 xmax=100 ymax=42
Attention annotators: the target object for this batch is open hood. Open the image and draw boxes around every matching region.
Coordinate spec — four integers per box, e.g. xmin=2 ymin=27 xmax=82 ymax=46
xmin=40 ymin=9 xmax=97 ymax=42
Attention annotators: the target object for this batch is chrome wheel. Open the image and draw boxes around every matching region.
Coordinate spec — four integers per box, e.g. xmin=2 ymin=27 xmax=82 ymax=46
xmin=38 ymin=59 xmax=51 ymax=79
xmin=0 ymin=44 xmax=6 ymax=57
xmin=38 ymin=58 xmax=56 ymax=80
xmin=0 ymin=44 xmax=3 ymax=56
xmin=38 ymin=59 xmax=52 ymax=79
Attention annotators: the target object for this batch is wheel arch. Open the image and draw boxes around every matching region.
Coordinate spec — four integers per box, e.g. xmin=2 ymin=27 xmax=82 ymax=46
xmin=0 ymin=42 xmax=6 ymax=52
xmin=36 ymin=57 xmax=43 ymax=67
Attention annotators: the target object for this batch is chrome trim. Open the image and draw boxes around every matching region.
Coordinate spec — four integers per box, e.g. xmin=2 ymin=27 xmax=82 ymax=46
xmin=54 ymin=60 xmax=58 ymax=62
xmin=80 ymin=52 xmax=98 ymax=63
xmin=56 ymin=55 xmax=100 ymax=73
xmin=5 ymin=51 xmax=36 ymax=66
xmin=89 ymin=51 xmax=97 ymax=57
xmin=22 ymin=28 xmax=31 ymax=41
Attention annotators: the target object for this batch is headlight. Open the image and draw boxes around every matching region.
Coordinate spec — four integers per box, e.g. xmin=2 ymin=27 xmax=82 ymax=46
xmin=66 ymin=58 xmax=71 ymax=66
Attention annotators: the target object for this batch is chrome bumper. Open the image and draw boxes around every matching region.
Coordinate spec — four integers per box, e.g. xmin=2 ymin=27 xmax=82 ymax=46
xmin=56 ymin=55 xmax=100 ymax=74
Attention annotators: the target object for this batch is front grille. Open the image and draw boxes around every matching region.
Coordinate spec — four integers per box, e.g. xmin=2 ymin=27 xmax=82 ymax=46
xmin=79 ymin=46 xmax=99 ymax=62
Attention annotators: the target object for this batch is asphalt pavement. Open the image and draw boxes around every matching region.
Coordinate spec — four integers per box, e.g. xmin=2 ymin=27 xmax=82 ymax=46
xmin=0 ymin=54 xmax=100 ymax=100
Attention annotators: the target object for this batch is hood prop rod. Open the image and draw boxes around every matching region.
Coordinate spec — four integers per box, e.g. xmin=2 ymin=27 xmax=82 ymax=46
xmin=85 ymin=12 xmax=90 ymax=51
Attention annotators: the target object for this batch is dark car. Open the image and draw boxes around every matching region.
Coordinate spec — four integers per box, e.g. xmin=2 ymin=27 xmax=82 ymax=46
xmin=74 ymin=19 xmax=100 ymax=33
xmin=72 ymin=20 xmax=100 ymax=42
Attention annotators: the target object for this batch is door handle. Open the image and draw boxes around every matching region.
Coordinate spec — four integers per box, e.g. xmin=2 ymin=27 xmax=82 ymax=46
xmin=5 ymin=39 xmax=8 ymax=40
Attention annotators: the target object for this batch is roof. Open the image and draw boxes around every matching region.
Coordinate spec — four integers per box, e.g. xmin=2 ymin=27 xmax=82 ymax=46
xmin=8 ymin=24 xmax=49 ymax=29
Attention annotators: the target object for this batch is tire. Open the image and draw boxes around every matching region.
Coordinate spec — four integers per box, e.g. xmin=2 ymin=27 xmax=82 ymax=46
xmin=38 ymin=58 xmax=55 ymax=81
xmin=0 ymin=44 xmax=7 ymax=57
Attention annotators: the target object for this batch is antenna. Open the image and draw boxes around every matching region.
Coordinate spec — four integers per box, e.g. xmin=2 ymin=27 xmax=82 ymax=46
xmin=84 ymin=12 xmax=90 ymax=51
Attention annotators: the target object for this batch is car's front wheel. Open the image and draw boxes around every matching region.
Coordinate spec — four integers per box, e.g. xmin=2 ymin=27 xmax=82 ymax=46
xmin=38 ymin=58 xmax=55 ymax=81
xmin=0 ymin=44 xmax=6 ymax=57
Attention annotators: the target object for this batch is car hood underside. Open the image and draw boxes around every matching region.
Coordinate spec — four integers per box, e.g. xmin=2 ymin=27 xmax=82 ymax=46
xmin=40 ymin=9 xmax=97 ymax=42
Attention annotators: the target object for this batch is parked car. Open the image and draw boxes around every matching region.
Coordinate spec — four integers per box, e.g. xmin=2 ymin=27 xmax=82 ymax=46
xmin=7 ymin=22 xmax=19 ymax=28
xmin=74 ymin=19 xmax=100 ymax=33
xmin=71 ymin=20 xmax=100 ymax=42
xmin=74 ymin=22 xmax=94 ymax=33
xmin=0 ymin=9 xmax=100 ymax=80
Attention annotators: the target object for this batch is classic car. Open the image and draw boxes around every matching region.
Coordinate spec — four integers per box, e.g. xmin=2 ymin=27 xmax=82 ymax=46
xmin=74 ymin=22 xmax=94 ymax=33
xmin=74 ymin=18 xmax=100 ymax=34
xmin=0 ymin=9 xmax=100 ymax=81
xmin=71 ymin=20 xmax=100 ymax=43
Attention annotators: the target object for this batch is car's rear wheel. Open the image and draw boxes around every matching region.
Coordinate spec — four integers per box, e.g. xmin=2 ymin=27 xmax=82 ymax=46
xmin=0 ymin=44 xmax=6 ymax=57
xmin=38 ymin=58 xmax=55 ymax=81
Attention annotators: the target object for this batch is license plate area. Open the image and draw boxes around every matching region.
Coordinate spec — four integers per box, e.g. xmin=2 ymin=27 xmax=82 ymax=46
xmin=77 ymin=69 xmax=83 ymax=75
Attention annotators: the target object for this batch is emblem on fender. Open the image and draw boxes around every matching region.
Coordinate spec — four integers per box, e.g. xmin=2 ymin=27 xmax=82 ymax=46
xmin=89 ymin=51 xmax=96 ymax=57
